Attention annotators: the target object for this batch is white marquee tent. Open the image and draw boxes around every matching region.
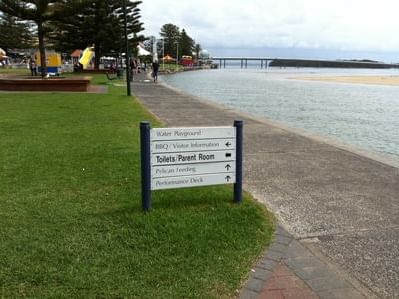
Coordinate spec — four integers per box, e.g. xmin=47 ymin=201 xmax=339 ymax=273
xmin=137 ymin=44 xmax=150 ymax=56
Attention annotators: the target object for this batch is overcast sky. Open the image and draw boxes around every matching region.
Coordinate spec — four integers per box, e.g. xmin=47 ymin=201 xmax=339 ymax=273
xmin=140 ymin=0 xmax=399 ymax=55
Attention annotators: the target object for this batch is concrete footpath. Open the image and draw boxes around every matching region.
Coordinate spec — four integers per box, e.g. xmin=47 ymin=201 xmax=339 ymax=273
xmin=131 ymin=73 xmax=399 ymax=298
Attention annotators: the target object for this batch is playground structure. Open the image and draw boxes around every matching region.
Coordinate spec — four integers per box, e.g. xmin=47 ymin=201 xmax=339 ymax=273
xmin=0 ymin=48 xmax=93 ymax=92
xmin=73 ymin=44 xmax=151 ymax=72
xmin=34 ymin=51 xmax=62 ymax=74
xmin=79 ymin=47 xmax=94 ymax=69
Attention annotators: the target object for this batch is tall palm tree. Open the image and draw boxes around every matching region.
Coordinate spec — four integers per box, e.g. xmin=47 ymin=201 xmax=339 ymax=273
xmin=0 ymin=0 xmax=85 ymax=77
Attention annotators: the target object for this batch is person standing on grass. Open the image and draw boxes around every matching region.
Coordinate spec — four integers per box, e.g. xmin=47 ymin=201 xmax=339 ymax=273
xmin=29 ymin=58 xmax=37 ymax=76
xmin=152 ymin=60 xmax=159 ymax=83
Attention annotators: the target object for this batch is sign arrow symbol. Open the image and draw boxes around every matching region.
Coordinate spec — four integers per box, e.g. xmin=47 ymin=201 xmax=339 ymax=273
xmin=225 ymin=141 xmax=231 ymax=147
xmin=225 ymin=175 xmax=231 ymax=182
xmin=225 ymin=152 xmax=231 ymax=157
xmin=225 ymin=164 xmax=231 ymax=171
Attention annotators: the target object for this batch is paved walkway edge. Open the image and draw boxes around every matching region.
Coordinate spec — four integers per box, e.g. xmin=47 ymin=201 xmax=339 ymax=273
xmin=239 ymin=224 xmax=374 ymax=298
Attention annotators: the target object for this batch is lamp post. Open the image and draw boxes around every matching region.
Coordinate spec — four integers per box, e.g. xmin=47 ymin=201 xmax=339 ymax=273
xmin=161 ymin=39 xmax=165 ymax=71
xmin=123 ymin=0 xmax=131 ymax=96
xmin=175 ymin=41 xmax=179 ymax=68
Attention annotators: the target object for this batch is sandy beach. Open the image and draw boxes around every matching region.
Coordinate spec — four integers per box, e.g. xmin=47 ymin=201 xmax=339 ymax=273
xmin=295 ymin=75 xmax=399 ymax=86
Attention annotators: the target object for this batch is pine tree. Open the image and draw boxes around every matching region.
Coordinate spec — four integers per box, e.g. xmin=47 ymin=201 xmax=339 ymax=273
xmin=160 ymin=23 xmax=180 ymax=59
xmin=0 ymin=0 xmax=86 ymax=77
xmin=49 ymin=1 xmax=121 ymax=69
xmin=115 ymin=0 xmax=145 ymax=60
xmin=0 ymin=12 xmax=34 ymax=51
xmin=180 ymin=29 xmax=194 ymax=57
xmin=48 ymin=0 xmax=144 ymax=69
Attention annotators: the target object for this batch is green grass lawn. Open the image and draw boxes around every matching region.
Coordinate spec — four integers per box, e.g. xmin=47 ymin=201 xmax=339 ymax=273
xmin=159 ymin=63 xmax=184 ymax=73
xmin=0 ymin=76 xmax=274 ymax=298
xmin=0 ymin=66 xmax=30 ymax=75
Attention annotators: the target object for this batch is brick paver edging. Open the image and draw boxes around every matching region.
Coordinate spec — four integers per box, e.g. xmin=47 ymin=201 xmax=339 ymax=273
xmin=239 ymin=225 xmax=365 ymax=299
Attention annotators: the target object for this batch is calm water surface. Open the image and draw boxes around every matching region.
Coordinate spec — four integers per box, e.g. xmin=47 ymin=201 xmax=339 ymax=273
xmin=161 ymin=68 xmax=399 ymax=161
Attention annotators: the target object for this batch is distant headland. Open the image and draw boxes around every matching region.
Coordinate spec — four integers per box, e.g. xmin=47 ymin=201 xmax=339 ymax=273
xmin=269 ymin=59 xmax=399 ymax=69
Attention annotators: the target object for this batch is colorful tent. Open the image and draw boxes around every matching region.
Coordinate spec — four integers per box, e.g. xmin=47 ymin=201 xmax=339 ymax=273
xmin=161 ymin=55 xmax=176 ymax=62
xmin=70 ymin=49 xmax=83 ymax=58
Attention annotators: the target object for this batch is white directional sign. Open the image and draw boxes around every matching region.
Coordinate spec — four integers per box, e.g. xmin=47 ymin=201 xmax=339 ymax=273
xmin=152 ymin=173 xmax=236 ymax=190
xmin=151 ymin=138 xmax=235 ymax=153
xmin=152 ymin=162 xmax=236 ymax=179
xmin=151 ymin=150 xmax=235 ymax=166
xmin=150 ymin=126 xmax=237 ymax=190
xmin=151 ymin=127 xmax=236 ymax=141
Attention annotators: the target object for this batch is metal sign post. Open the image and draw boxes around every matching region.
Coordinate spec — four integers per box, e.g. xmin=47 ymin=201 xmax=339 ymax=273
xmin=234 ymin=120 xmax=243 ymax=203
xmin=140 ymin=121 xmax=243 ymax=211
xmin=140 ymin=122 xmax=151 ymax=211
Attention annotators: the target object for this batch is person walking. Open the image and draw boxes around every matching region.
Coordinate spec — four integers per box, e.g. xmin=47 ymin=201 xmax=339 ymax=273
xmin=152 ymin=60 xmax=160 ymax=83
xmin=129 ymin=58 xmax=135 ymax=82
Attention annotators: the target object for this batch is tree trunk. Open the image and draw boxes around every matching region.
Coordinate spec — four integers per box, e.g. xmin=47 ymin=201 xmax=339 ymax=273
xmin=38 ymin=22 xmax=47 ymax=78
xmin=94 ymin=46 xmax=100 ymax=70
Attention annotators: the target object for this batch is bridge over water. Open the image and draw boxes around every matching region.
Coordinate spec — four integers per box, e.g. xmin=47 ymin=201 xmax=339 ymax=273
xmin=211 ymin=57 xmax=399 ymax=69
xmin=212 ymin=57 xmax=271 ymax=68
